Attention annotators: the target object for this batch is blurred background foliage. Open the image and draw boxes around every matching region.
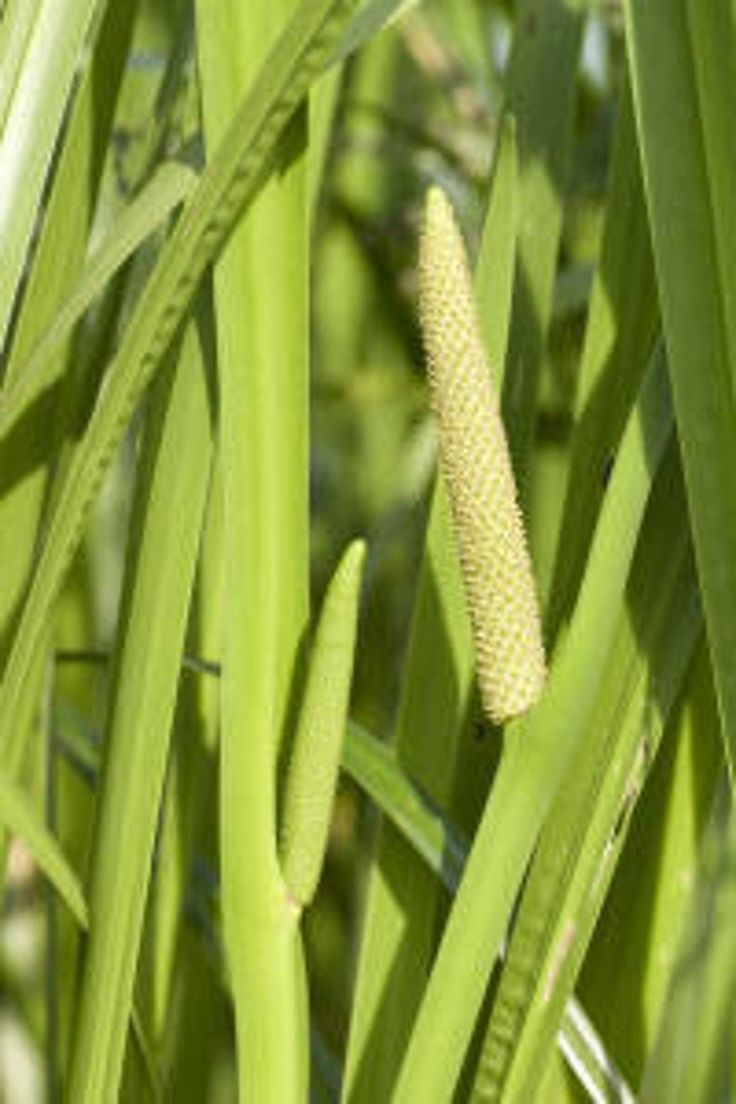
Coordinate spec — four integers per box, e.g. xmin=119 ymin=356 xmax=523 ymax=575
xmin=2 ymin=0 xmax=725 ymax=1098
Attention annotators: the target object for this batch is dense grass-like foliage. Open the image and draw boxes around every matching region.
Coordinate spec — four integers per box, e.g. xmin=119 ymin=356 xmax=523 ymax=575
xmin=0 ymin=0 xmax=735 ymax=1101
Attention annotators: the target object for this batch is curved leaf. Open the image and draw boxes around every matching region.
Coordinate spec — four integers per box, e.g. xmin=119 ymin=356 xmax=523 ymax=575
xmin=0 ymin=0 xmax=360 ymax=773
xmin=0 ymin=162 xmax=197 ymax=439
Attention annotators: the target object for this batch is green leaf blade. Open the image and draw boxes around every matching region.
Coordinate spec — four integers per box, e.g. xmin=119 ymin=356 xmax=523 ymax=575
xmin=624 ymin=0 xmax=736 ymax=778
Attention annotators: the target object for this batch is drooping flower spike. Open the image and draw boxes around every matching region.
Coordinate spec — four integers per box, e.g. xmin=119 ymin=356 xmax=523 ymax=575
xmin=419 ymin=186 xmax=546 ymax=725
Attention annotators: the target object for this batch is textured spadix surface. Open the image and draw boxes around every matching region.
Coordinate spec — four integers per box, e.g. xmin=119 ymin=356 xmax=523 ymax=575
xmin=419 ymin=186 xmax=546 ymax=724
xmin=281 ymin=539 xmax=365 ymax=906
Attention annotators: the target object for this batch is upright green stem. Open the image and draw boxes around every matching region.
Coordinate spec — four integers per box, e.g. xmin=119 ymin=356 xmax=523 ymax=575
xmin=196 ymin=1 xmax=310 ymax=1099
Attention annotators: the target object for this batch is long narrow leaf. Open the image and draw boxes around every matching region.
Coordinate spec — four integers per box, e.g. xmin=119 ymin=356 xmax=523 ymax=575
xmin=624 ymin=0 xmax=736 ymax=777
xmin=546 ymin=78 xmax=659 ymax=642
xmin=472 ymin=448 xmax=700 ymax=1101
xmin=0 ymin=0 xmax=106 ymax=347
xmin=500 ymin=0 xmax=586 ymax=487
xmin=0 ymin=162 xmax=197 ymax=439
xmin=641 ymin=784 xmax=736 ymax=1102
xmin=0 ymin=0 xmax=360 ymax=775
xmin=65 ymin=320 xmax=212 ymax=1104
xmin=394 ymin=349 xmax=673 ymax=1102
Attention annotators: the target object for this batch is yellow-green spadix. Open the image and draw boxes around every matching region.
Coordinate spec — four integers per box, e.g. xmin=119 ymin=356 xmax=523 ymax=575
xmin=281 ymin=539 xmax=365 ymax=908
xmin=419 ymin=186 xmax=546 ymax=724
